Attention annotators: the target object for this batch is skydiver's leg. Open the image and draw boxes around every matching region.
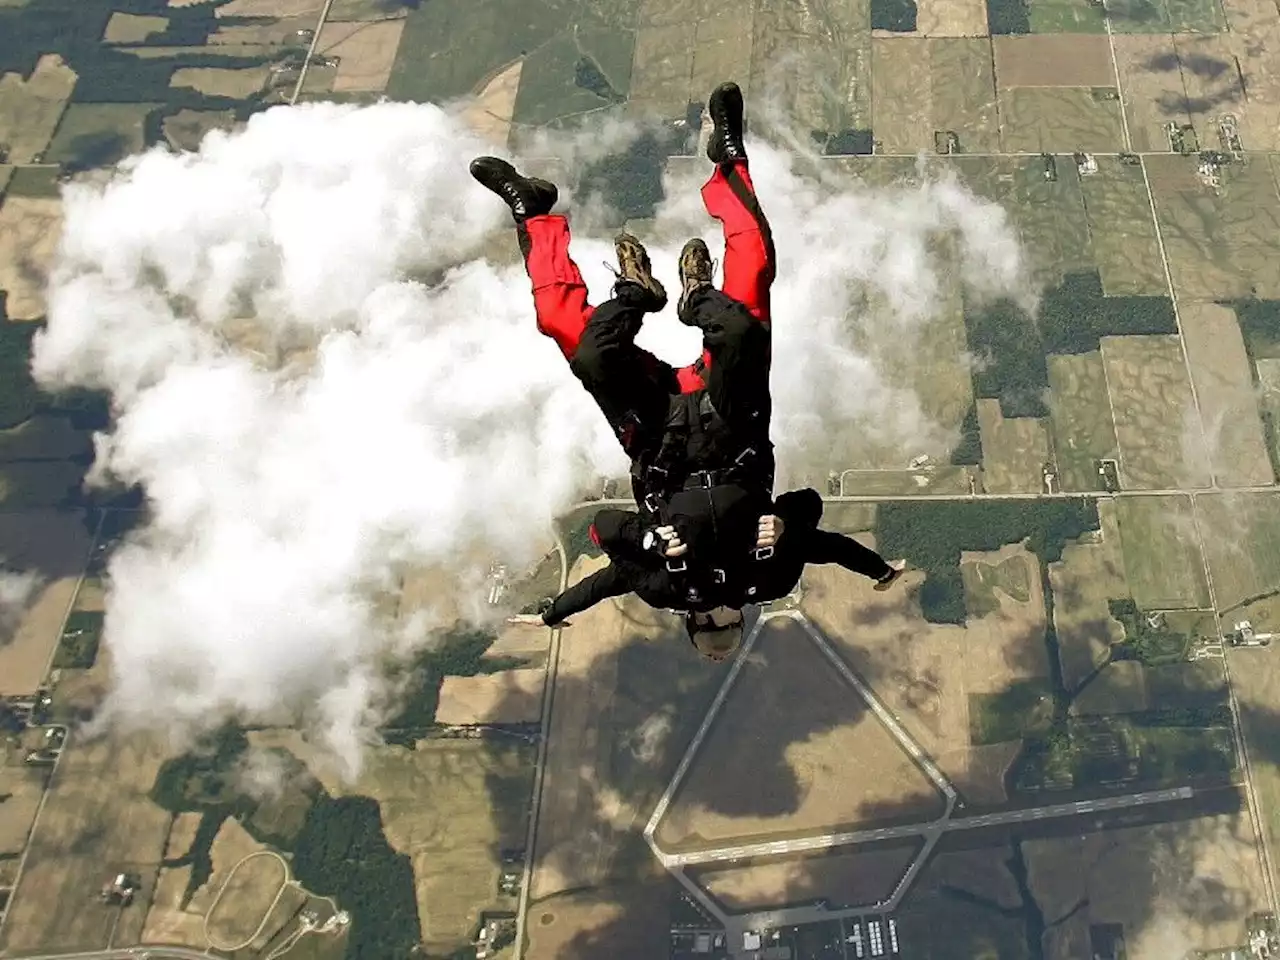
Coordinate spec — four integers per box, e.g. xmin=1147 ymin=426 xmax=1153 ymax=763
xmin=516 ymin=217 xmax=677 ymax=463
xmin=674 ymin=81 xmax=776 ymax=397
xmin=517 ymin=213 xmax=595 ymax=360
xmin=699 ymin=81 xmax=776 ymax=325
xmin=472 ymin=157 xmax=679 ymax=508
xmin=702 ymin=161 xmax=775 ymax=324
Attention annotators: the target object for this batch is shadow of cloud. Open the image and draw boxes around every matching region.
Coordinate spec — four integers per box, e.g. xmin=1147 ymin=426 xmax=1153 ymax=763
xmin=1139 ymin=50 xmax=1243 ymax=115
xmin=1144 ymin=52 xmax=1231 ymax=81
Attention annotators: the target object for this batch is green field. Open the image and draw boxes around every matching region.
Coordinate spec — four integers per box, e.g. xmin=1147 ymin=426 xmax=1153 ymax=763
xmin=750 ymin=0 xmax=871 ymax=138
xmin=892 ymin=891 xmax=1031 ymax=960
xmin=3 ymin=165 xmax=59 ymax=198
xmin=1078 ymin=156 xmax=1167 ymax=296
xmin=840 ymin=466 xmax=973 ymax=496
xmin=45 ymin=102 xmax=157 ymax=173
xmin=1197 ymin=492 xmax=1280 ymax=611
xmin=970 ymin=678 xmax=1055 ymax=745
xmin=1108 ymin=0 xmax=1227 ymax=33
xmin=1101 ymin=334 xmax=1212 ymax=490
xmin=998 ymin=89 xmax=1126 ymax=155
xmin=930 ymin=38 xmax=1001 ymax=155
xmin=1112 ymin=496 xmax=1211 ymax=609
xmin=511 ymin=27 xmax=634 ymax=127
xmin=387 ymin=0 xmax=572 ymax=105
xmin=818 ymin=502 xmax=879 ymax=536
xmin=1258 ymin=358 xmax=1280 ymax=477
xmin=1146 ymin=155 xmax=1280 ymax=302
xmin=1017 ymin=708 xmax=1233 ymax=792
xmin=1144 ymin=658 xmax=1226 ymax=707
xmin=1027 ymin=0 xmax=1107 ymax=30
xmin=976 ymin=400 xmax=1052 ymax=495
xmin=1131 ymin=725 xmax=1234 ymax=783
xmin=1178 ymin=302 xmax=1273 ymax=489
xmin=949 ymin=155 xmax=1094 ymax=286
xmin=345 ymin=740 xmax=534 ymax=953
xmin=1046 ymin=353 xmax=1120 ymax=493
xmin=962 ymin=552 xmax=1032 ymax=619
xmin=875 ymin=498 xmax=1097 ymax=624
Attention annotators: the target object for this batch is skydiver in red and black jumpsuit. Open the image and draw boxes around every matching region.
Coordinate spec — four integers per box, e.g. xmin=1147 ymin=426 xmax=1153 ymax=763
xmin=470 ymin=82 xmax=776 ymax=514
xmin=472 ymin=83 xmax=905 ymax=659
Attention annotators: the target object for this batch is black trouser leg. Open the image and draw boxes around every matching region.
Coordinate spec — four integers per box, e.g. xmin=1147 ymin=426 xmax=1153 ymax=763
xmin=682 ymin=289 xmax=772 ymax=433
xmin=680 ymin=288 xmax=774 ymax=491
xmin=568 ymin=283 xmax=678 ymax=463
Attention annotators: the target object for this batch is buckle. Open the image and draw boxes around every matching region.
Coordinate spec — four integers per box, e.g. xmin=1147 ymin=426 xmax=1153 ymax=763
xmin=666 ymin=557 xmax=688 ymax=573
xmin=689 ymin=470 xmax=716 ymax=488
xmin=734 ymin=446 xmax=756 ymax=466
xmin=753 ymin=546 xmax=774 ymax=561
xmin=643 ymin=493 xmax=662 ymax=515
xmin=712 ymin=568 xmax=726 ymax=584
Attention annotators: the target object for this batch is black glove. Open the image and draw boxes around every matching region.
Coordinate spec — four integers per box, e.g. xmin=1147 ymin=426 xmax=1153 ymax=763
xmin=640 ymin=527 xmax=668 ymax=558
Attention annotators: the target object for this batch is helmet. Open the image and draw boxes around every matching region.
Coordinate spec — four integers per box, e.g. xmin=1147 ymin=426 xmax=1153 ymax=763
xmin=686 ymin=606 xmax=745 ymax=662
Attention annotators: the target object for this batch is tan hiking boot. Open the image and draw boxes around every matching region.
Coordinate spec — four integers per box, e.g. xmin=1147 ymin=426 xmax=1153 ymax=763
xmin=874 ymin=559 xmax=907 ymax=592
xmin=614 ymin=233 xmax=667 ymax=311
xmin=678 ymin=237 xmax=714 ymax=322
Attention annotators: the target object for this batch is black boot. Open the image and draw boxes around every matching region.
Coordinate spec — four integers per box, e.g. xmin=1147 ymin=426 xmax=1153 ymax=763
xmin=706 ymin=82 xmax=747 ymax=167
xmin=469 ymin=156 xmax=558 ymax=222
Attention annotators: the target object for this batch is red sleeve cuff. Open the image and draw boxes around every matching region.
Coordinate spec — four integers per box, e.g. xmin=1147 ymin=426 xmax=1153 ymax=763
xmin=589 ymin=523 xmax=600 ymax=547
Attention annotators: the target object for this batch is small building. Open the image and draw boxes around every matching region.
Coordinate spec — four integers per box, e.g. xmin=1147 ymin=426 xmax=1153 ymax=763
xmin=474 ymin=912 xmax=516 ymax=959
xmin=1096 ymin=458 xmax=1120 ymax=493
xmin=498 ymin=869 xmax=521 ymax=896
xmin=24 ymin=749 xmax=57 ymax=766
xmin=99 ymin=873 xmax=140 ymax=906
xmin=1231 ymin=621 xmax=1273 ymax=647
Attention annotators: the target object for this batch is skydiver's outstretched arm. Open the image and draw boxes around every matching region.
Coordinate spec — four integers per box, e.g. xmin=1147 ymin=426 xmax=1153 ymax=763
xmin=541 ymin=564 xmax=630 ymax=626
xmin=769 ymin=488 xmax=903 ymax=585
xmin=801 ymin=530 xmax=896 ymax=581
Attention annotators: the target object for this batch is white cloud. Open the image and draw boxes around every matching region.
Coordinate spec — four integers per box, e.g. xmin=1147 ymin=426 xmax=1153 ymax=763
xmin=34 ymin=99 xmax=1031 ymax=776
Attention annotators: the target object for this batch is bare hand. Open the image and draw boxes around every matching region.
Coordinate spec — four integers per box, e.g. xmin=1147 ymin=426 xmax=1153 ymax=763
xmin=656 ymin=525 xmax=688 ymax=557
xmin=506 ymin=613 xmax=571 ymax=627
xmin=756 ymin=514 xmax=785 ymax=550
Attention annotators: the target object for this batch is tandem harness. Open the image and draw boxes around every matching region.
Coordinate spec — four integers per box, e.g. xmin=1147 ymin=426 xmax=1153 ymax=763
xmin=640 ymin=471 xmax=775 ymax=608
xmin=634 ymin=392 xmax=772 ymax=510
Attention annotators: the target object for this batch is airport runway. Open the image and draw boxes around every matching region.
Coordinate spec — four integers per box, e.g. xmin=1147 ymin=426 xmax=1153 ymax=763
xmin=664 ymin=786 xmax=1196 ymax=866
xmin=9 ymin=948 xmax=216 ymax=960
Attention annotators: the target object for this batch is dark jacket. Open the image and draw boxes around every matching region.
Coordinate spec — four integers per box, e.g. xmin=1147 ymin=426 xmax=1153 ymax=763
xmin=542 ymin=488 xmax=891 ymax=626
